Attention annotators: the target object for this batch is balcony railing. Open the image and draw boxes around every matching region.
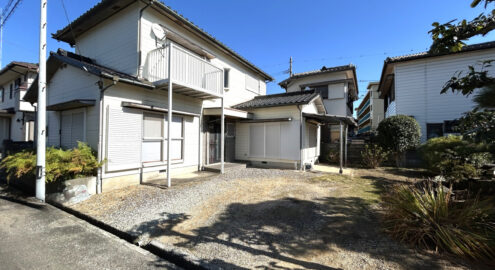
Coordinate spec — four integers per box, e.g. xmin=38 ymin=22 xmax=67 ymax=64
xmin=144 ymin=43 xmax=223 ymax=98
xmin=358 ymin=99 xmax=370 ymax=117
xmin=358 ymin=125 xmax=371 ymax=134
xmin=358 ymin=112 xmax=370 ymax=125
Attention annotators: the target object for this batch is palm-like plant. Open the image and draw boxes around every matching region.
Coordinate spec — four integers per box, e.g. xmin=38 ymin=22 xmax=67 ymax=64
xmin=382 ymin=184 xmax=495 ymax=260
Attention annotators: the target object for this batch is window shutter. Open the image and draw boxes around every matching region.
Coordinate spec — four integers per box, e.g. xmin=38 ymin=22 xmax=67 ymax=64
xmin=249 ymin=124 xmax=264 ymax=157
xmin=265 ymin=123 xmax=281 ymax=158
xmin=106 ymin=107 xmax=142 ymax=171
xmin=71 ymin=112 xmax=85 ymax=147
xmin=60 ymin=114 xmax=72 ymax=148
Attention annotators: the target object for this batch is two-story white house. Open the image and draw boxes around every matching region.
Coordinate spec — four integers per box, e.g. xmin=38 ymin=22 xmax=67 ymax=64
xmin=24 ymin=0 xmax=339 ymax=193
xmin=278 ymin=65 xmax=358 ymax=143
xmin=378 ymin=41 xmax=495 ymax=142
xmin=356 ymin=82 xmax=384 ymax=134
xmin=0 ymin=61 xmax=38 ymax=152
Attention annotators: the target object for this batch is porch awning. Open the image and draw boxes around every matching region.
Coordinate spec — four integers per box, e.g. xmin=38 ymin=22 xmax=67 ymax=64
xmin=240 ymin=117 xmax=292 ymax=123
xmin=122 ymin=101 xmax=200 ymax=117
xmin=0 ymin=108 xmax=15 ymax=116
xmin=302 ymin=113 xmax=357 ymax=126
xmin=203 ymin=107 xmax=253 ymax=119
xmin=47 ymin=99 xmax=96 ymax=111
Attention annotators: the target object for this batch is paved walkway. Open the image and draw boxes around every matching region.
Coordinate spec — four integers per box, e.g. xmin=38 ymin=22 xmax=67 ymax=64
xmin=0 ymin=185 xmax=180 ymax=270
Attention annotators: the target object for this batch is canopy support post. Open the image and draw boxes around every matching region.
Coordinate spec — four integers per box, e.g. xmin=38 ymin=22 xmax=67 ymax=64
xmin=339 ymin=121 xmax=343 ymax=174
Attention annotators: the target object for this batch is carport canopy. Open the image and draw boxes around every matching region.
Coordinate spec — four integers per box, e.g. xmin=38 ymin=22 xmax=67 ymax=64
xmin=302 ymin=113 xmax=356 ymax=174
xmin=302 ymin=113 xmax=356 ymax=126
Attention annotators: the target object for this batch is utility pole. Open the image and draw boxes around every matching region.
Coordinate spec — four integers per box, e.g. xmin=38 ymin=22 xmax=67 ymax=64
xmin=36 ymin=0 xmax=47 ymax=202
xmin=289 ymin=56 xmax=293 ymax=77
xmin=0 ymin=8 xmax=3 ymax=69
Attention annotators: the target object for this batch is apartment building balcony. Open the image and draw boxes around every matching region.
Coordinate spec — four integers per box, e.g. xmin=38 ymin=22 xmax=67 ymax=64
xmin=358 ymin=112 xmax=370 ymax=125
xmin=357 ymin=99 xmax=370 ymax=117
xmin=358 ymin=125 xmax=371 ymax=134
xmin=144 ymin=43 xmax=223 ymax=100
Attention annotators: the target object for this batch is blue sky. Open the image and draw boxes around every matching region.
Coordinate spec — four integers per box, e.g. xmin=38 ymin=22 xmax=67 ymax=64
xmin=2 ymin=0 xmax=495 ymax=108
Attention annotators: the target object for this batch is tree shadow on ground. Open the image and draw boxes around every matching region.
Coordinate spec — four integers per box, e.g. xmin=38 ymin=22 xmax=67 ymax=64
xmin=380 ymin=167 xmax=432 ymax=180
xmin=129 ymin=193 xmax=454 ymax=270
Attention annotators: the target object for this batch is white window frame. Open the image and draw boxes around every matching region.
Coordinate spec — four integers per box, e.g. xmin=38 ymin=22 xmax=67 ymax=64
xmin=141 ymin=112 xmax=185 ymax=165
xmin=142 ymin=112 xmax=165 ymax=163
xmin=224 ymin=68 xmax=230 ymax=90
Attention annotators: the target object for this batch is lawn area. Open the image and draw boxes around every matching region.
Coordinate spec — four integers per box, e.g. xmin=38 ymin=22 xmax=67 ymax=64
xmin=71 ymin=168 xmax=474 ymax=270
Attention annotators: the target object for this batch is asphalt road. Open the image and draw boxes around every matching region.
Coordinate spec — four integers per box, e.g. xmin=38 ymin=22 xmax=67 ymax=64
xmin=0 ymin=185 xmax=180 ymax=270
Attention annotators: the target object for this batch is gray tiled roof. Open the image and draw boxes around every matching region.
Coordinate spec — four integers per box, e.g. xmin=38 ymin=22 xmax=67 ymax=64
xmin=233 ymin=90 xmax=320 ymax=110
xmin=52 ymin=0 xmax=273 ymax=81
xmin=24 ymin=49 xmax=153 ymax=103
xmin=0 ymin=61 xmax=38 ymax=76
xmin=386 ymin=40 xmax=495 ymax=63
xmin=279 ymin=64 xmax=355 ymax=88
xmin=52 ymin=49 xmax=148 ymax=84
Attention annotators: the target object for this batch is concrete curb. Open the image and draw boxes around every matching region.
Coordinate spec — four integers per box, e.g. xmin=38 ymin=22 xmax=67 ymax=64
xmin=48 ymin=201 xmax=208 ymax=270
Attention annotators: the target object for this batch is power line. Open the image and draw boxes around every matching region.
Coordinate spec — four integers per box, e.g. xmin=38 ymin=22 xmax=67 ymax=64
xmin=1 ymin=0 xmax=22 ymax=27
xmin=259 ymin=48 xmax=427 ymax=70
xmin=59 ymin=0 xmax=82 ymax=56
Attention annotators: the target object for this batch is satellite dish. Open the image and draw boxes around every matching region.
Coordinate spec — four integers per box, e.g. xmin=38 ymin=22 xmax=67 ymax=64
xmin=152 ymin=23 xmax=166 ymax=40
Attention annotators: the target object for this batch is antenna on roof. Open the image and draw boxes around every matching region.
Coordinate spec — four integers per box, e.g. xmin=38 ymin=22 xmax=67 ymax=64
xmin=290 ymin=56 xmax=293 ymax=77
xmin=283 ymin=57 xmax=293 ymax=77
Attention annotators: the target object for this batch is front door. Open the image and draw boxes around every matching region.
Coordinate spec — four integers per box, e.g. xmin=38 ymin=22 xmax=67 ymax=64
xmin=208 ymin=122 xmax=221 ymax=164
xmin=206 ymin=118 xmax=236 ymax=164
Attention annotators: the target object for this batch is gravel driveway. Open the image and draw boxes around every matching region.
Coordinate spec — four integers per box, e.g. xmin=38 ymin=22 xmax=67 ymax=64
xmin=72 ymin=168 xmax=473 ymax=270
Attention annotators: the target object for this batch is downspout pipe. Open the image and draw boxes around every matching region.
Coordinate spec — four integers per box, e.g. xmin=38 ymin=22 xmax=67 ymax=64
xmin=137 ymin=0 xmax=154 ymax=78
xmin=97 ymin=76 xmax=118 ymax=194
xmin=297 ymin=105 xmax=303 ymax=171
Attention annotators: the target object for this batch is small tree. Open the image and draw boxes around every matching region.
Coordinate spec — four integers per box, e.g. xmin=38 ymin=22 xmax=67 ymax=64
xmin=361 ymin=144 xmax=390 ymax=169
xmin=377 ymin=115 xmax=421 ymax=167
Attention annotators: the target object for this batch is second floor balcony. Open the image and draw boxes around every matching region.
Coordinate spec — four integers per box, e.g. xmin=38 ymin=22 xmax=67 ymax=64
xmin=143 ymin=43 xmax=223 ymax=99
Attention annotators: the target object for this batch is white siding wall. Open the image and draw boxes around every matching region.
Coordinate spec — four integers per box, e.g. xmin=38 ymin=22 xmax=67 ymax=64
xmin=394 ymin=49 xmax=495 ymax=141
xmin=18 ymin=72 xmax=37 ymax=112
xmin=385 ymin=101 xmax=396 ymax=118
xmin=285 ymin=72 xmax=351 ymax=116
xmin=235 ymin=106 xmax=301 ymax=162
xmin=46 ymin=66 xmax=100 ymax=149
xmin=75 ymin=3 xmax=140 ymax=76
xmin=102 ymin=82 xmax=202 ymax=178
xmin=370 ymin=86 xmax=384 ymax=129
xmin=303 ymin=122 xmax=319 ymax=163
xmin=140 ymin=7 xmax=266 ymax=108
xmin=285 ymin=72 xmax=346 ymax=93
xmin=9 ymin=111 xmax=25 ymax=141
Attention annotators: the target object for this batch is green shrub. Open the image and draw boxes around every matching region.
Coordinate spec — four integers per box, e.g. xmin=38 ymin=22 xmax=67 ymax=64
xmin=0 ymin=142 xmax=102 ymax=183
xmin=377 ymin=115 xmax=421 ymax=167
xmin=382 ymin=184 xmax=495 ymax=260
xmin=361 ymin=144 xmax=390 ymax=169
xmin=457 ymin=111 xmax=495 ymax=146
xmin=419 ymin=135 xmax=493 ymax=181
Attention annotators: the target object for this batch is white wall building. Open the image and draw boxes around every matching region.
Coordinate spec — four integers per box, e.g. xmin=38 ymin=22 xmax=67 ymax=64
xmin=378 ymin=41 xmax=495 ymax=142
xmin=355 ymin=82 xmax=384 ymax=134
xmin=0 ymin=62 xmax=38 ymax=152
xmin=278 ymin=65 xmax=358 ymax=142
xmin=24 ymin=0 xmax=338 ymax=192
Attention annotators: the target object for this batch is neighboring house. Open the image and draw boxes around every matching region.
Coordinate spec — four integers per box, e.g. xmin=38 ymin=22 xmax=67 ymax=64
xmin=24 ymin=0 xmax=286 ymax=192
xmin=356 ymin=82 xmax=384 ymax=134
xmin=0 ymin=62 xmax=38 ymax=151
xmin=278 ymin=65 xmax=359 ymax=142
xmin=233 ymin=90 xmax=355 ymax=169
xmin=378 ymin=41 xmax=495 ymax=142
